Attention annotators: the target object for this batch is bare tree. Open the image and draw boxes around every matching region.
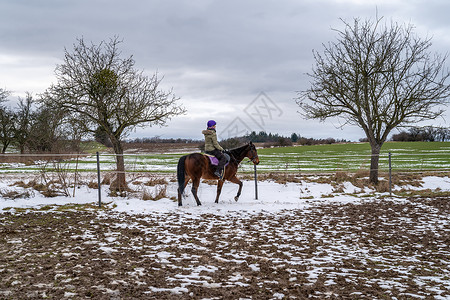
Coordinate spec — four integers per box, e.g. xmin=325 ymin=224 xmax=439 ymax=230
xmin=0 ymin=88 xmax=12 ymax=153
xmin=0 ymin=88 xmax=9 ymax=111
xmin=14 ymin=92 xmax=34 ymax=154
xmin=0 ymin=107 xmax=15 ymax=153
xmin=0 ymin=88 xmax=9 ymax=102
xmin=297 ymin=16 xmax=450 ymax=184
xmin=44 ymin=37 xmax=185 ymax=191
xmin=26 ymin=104 xmax=69 ymax=153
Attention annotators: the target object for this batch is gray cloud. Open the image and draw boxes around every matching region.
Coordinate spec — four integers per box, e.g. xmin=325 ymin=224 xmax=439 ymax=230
xmin=1 ymin=0 xmax=449 ymax=141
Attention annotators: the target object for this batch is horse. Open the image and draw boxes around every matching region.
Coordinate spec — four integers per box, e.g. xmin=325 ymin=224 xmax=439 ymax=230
xmin=177 ymin=142 xmax=259 ymax=206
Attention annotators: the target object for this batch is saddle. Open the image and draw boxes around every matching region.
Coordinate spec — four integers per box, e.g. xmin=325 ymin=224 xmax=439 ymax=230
xmin=204 ymin=153 xmax=230 ymax=166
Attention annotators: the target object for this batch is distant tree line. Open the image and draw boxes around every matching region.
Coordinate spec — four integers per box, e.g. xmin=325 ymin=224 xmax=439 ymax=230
xmin=124 ymin=136 xmax=202 ymax=145
xmin=246 ymin=131 xmax=348 ymax=147
xmin=212 ymin=131 xmax=348 ymax=150
xmin=194 ymin=131 xmax=350 ymax=152
xmin=391 ymin=126 xmax=450 ymax=142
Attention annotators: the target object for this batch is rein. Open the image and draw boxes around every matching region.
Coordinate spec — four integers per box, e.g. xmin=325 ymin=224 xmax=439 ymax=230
xmin=227 ymin=143 xmax=254 ymax=165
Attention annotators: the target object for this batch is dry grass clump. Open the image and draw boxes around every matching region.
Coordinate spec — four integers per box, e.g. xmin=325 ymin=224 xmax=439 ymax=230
xmin=374 ymin=180 xmax=390 ymax=193
xmin=248 ymin=172 xmax=302 ymax=184
xmin=130 ymin=174 xmax=168 ymax=186
xmin=12 ymin=179 xmax=62 ymax=197
xmin=87 ymin=181 xmax=98 ymax=189
xmin=0 ymin=188 xmax=33 ymax=199
xmin=391 ymin=172 xmax=423 ymax=187
xmin=202 ymin=179 xmax=218 ymax=185
xmin=307 ymin=170 xmax=427 ymax=192
xmin=144 ymin=176 xmax=168 ymax=186
xmin=331 ymin=183 xmax=346 ymax=194
xmin=398 ymin=188 xmax=450 ymax=199
xmin=142 ymin=185 xmax=167 ymax=201
xmin=12 ymin=180 xmax=34 ymax=189
xmin=101 ymin=173 xmax=114 ymax=185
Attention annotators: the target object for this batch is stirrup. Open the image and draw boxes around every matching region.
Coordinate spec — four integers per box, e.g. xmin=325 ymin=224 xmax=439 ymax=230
xmin=214 ymin=169 xmax=224 ymax=180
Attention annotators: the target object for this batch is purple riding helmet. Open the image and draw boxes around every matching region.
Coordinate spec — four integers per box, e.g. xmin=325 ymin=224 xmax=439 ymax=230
xmin=207 ymin=120 xmax=216 ymax=128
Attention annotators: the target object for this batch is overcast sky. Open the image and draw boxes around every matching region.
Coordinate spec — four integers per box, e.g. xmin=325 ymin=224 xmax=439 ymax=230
xmin=1 ymin=0 xmax=450 ymax=141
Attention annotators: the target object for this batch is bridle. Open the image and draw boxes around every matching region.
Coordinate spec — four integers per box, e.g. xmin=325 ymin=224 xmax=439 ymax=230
xmin=247 ymin=145 xmax=259 ymax=164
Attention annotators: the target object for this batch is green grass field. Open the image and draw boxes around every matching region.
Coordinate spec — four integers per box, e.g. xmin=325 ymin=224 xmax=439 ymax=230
xmin=1 ymin=142 xmax=449 ymax=174
xmin=252 ymin=141 xmax=450 ymax=173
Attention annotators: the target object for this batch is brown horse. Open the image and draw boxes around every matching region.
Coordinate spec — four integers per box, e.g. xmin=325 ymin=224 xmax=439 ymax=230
xmin=177 ymin=142 xmax=259 ymax=206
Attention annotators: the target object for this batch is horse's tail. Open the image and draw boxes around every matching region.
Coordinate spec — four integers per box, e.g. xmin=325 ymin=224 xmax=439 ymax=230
xmin=177 ymin=155 xmax=187 ymax=195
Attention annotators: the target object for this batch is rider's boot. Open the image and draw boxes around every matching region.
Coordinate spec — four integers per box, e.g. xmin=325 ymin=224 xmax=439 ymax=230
xmin=214 ymin=167 xmax=224 ymax=180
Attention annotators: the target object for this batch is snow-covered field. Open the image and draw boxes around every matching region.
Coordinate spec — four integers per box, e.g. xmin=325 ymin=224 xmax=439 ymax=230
xmin=1 ymin=174 xmax=449 ymax=213
xmin=1 ymin=175 xmax=449 ymax=299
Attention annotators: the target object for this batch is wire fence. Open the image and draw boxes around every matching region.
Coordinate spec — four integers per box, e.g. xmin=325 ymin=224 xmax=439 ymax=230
xmin=0 ymin=151 xmax=448 ymax=206
xmin=0 ymin=151 xmax=449 ymax=175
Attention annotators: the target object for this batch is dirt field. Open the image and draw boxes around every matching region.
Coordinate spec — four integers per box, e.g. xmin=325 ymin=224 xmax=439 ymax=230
xmin=1 ymin=196 xmax=449 ymax=299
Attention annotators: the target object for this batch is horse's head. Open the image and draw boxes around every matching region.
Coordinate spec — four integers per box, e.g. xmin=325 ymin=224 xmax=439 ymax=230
xmin=247 ymin=142 xmax=259 ymax=165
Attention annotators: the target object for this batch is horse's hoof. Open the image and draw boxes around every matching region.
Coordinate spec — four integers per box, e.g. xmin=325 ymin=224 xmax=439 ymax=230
xmin=234 ymin=196 xmax=239 ymax=202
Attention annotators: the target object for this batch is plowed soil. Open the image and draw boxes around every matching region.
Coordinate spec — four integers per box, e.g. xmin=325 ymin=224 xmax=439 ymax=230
xmin=1 ymin=196 xmax=449 ymax=299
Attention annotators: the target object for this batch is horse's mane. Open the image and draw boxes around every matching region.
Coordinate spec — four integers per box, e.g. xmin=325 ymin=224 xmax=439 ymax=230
xmin=226 ymin=143 xmax=251 ymax=163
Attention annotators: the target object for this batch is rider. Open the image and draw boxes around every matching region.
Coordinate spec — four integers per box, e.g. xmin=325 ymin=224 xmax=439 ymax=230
xmin=202 ymin=120 xmax=227 ymax=179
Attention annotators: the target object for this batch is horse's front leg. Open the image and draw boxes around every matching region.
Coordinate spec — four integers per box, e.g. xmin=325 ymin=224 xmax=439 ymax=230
xmin=215 ymin=180 xmax=224 ymax=203
xmin=229 ymin=176 xmax=243 ymax=202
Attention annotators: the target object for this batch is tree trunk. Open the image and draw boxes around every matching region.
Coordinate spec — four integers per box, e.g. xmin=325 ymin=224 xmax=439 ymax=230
xmin=369 ymin=143 xmax=381 ymax=184
xmin=110 ymin=137 xmax=127 ymax=192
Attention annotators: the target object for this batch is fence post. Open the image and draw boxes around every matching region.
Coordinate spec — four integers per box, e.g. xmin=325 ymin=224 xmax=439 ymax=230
xmin=96 ymin=152 xmax=102 ymax=207
xmin=389 ymin=152 xmax=392 ymax=197
xmin=72 ymin=153 xmax=79 ymax=197
xmin=254 ymin=164 xmax=258 ymax=200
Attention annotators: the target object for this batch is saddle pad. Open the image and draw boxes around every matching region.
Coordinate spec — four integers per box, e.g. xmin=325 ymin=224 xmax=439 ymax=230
xmin=206 ymin=153 xmax=230 ymax=166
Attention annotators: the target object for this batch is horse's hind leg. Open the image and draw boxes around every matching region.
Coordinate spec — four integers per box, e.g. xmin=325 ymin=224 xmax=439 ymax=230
xmin=178 ymin=188 xmax=182 ymax=206
xmin=215 ymin=180 xmax=224 ymax=203
xmin=178 ymin=177 xmax=190 ymax=206
xmin=191 ymin=178 xmax=202 ymax=206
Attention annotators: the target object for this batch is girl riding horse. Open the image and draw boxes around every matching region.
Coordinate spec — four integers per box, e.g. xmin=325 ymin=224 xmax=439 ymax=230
xmin=202 ymin=120 xmax=227 ymax=179
xmin=177 ymin=142 xmax=259 ymax=206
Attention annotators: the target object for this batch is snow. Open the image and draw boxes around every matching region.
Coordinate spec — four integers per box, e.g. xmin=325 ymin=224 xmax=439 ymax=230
xmin=420 ymin=176 xmax=450 ymax=190
xmin=1 ymin=174 xmax=449 ymax=298
xmin=3 ymin=180 xmax=315 ymax=212
xmin=0 ymin=175 xmax=448 ymax=214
